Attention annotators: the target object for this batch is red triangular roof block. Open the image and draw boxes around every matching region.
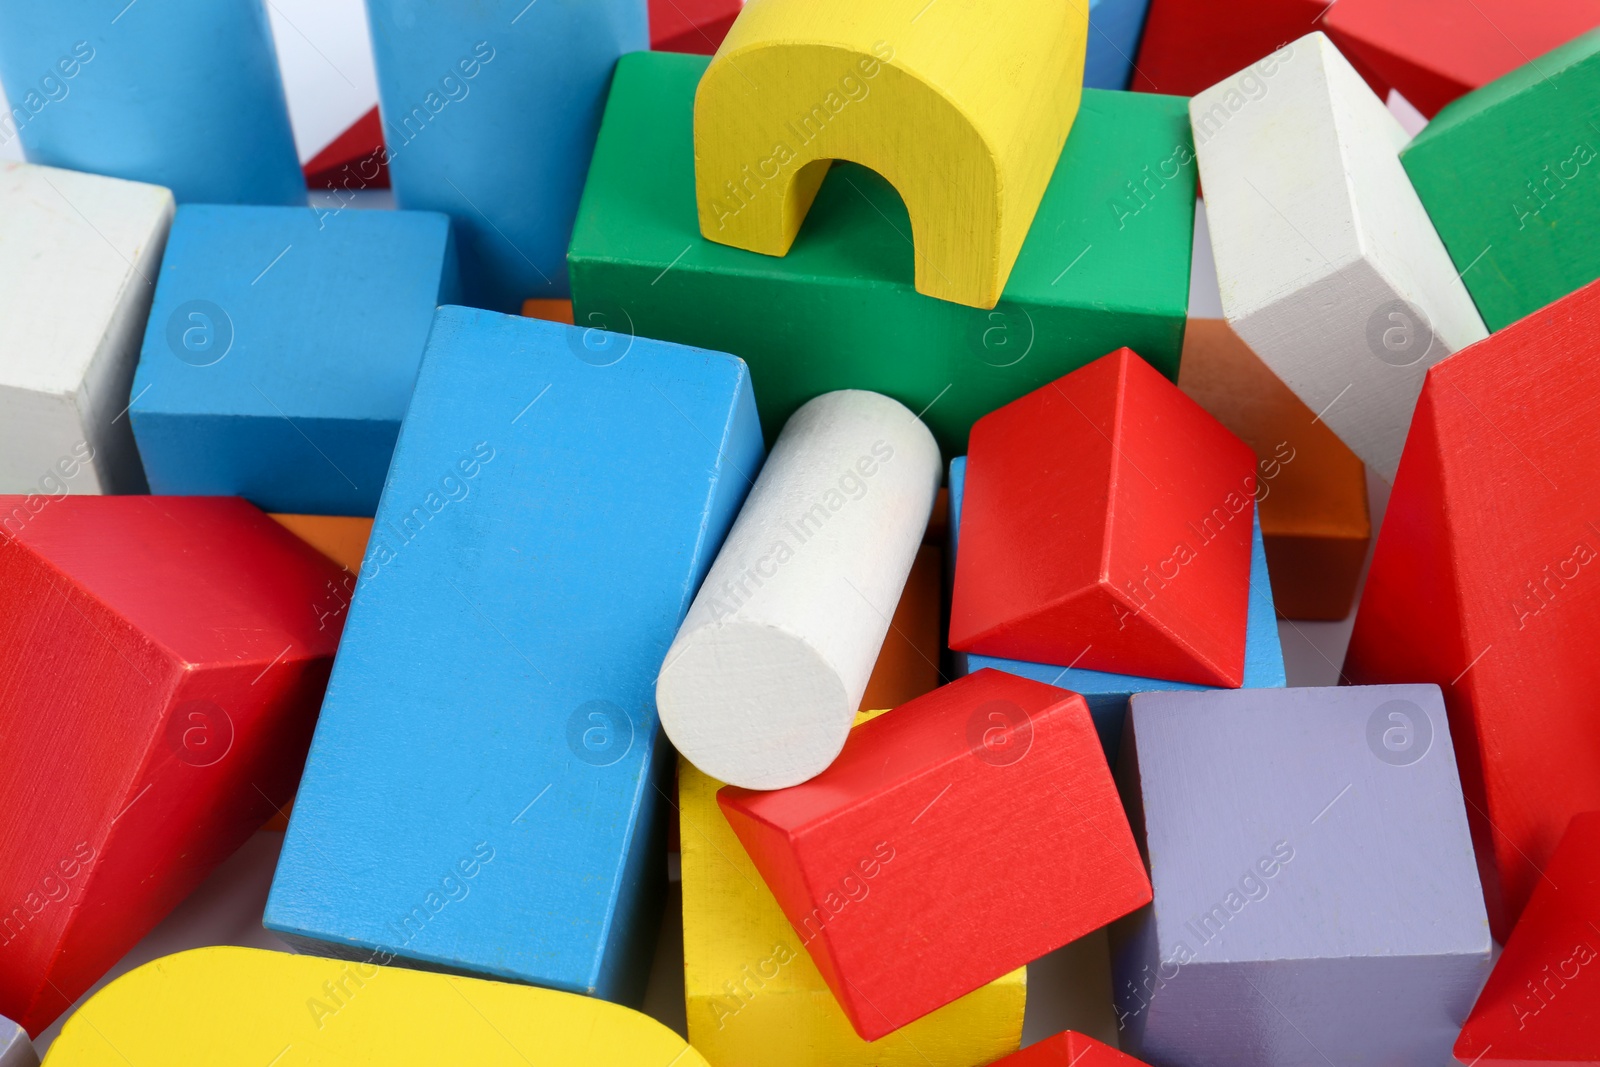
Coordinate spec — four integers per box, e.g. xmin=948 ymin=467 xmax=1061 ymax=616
xmin=303 ymin=106 xmax=389 ymax=190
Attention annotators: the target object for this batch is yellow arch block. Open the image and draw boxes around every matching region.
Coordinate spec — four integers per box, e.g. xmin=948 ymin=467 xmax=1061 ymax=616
xmin=693 ymin=0 xmax=1088 ymax=310
xmin=43 ymin=946 xmax=707 ymax=1066
xmin=679 ymin=711 xmax=1026 ymax=1066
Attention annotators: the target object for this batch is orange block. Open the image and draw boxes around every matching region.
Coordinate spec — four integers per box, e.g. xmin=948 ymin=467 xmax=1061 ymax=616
xmin=267 ymin=514 xmax=372 ymax=575
xmin=1178 ymin=319 xmax=1370 ymax=620
xmin=859 ymin=543 xmax=943 ymax=711
xmin=521 ymin=298 xmax=575 ymax=324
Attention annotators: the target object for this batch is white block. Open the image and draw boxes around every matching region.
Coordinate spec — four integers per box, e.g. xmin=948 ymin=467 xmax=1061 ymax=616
xmin=0 ymin=161 xmax=173 ymax=495
xmin=1191 ymin=32 xmax=1486 ymax=482
xmin=656 ymin=390 xmax=941 ymax=790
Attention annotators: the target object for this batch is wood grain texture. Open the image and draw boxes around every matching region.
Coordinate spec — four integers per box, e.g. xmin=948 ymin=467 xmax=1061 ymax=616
xmin=39 ymin=947 xmax=708 ymax=1066
xmin=0 ymin=1017 xmax=36 ymax=1067
xmin=366 ymin=0 xmax=646 ymax=310
xmin=264 ymin=307 xmax=764 ymax=1005
xmin=990 ymin=1030 xmax=1148 ymax=1066
xmin=650 ymin=0 xmax=741 ymax=54
xmin=0 ymin=1 xmax=303 ymax=205
xmin=1401 ymin=28 xmax=1600 ymax=331
xmin=570 ymin=52 xmax=1196 ymax=459
xmin=1115 ymin=685 xmax=1490 ymax=1067
xmin=679 ymin=745 xmax=1025 ymax=1067
xmin=1193 ymin=32 xmax=1488 ymax=481
xmin=1323 ymin=0 xmax=1600 ymax=117
xmin=719 ymin=669 xmax=1150 ymax=1040
xmin=950 ymin=348 xmax=1257 ymax=688
xmin=693 ymin=0 xmax=1087 ymax=308
xmin=859 ymin=544 xmax=942 ymax=712
xmin=1177 ymin=319 xmax=1370 ymax=620
xmin=129 ymin=205 xmax=457 ymax=516
xmin=1453 ymin=811 xmax=1600 ymax=1066
xmin=266 ymin=514 xmax=372 ymax=575
xmin=0 ymin=495 xmax=348 ymax=1035
xmin=946 ymin=456 xmax=1285 ymax=761
xmin=1344 ymin=276 xmax=1600 ymax=940
xmin=658 ymin=390 xmax=940 ymax=790
xmin=0 ymin=162 xmax=171 ymax=496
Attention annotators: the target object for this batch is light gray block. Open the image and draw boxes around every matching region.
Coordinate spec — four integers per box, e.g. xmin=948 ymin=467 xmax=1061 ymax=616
xmin=0 ymin=1015 xmax=37 ymax=1067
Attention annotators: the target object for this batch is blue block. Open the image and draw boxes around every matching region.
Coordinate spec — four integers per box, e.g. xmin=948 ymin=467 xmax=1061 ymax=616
xmin=947 ymin=455 xmax=1285 ymax=760
xmin=0 ymin=0 xmax=303 ymax=205
xmin=365 ymin=0 xmax=648 ymax=311
xmin=129 ymin=204 xmax=458 ymax=516
xmin=264 ymin=306 xmax=764 ymax=1004
xmin=1113 ymin=685 xmax=1491 ymax=1066
xmin=1085 ymin=0 xmax=1153 ymax=90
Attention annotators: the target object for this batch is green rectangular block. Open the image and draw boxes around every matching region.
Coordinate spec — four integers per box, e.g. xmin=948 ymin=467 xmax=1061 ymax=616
xmin=1401 ymin=28 xmax=1600 ymax=332
xmin=569 ymin=51 xmax=1195 ymax=457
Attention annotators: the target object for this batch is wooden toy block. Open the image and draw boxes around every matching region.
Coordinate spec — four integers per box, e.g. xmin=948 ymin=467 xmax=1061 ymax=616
xmin=1400 ymin=28 xmax=1600 ymax=332
xmin=950 ymin=348 xmax=1257 ymax=688
xmin=1084 ymin=0 xmax=1156 ymax=91
xmin=658 ymin=390 xmax=941 ymax=790
xmin=1115 ymin=685 xmax=1490 ymax=1067
xmin=366 ymin=0 xmax=647 ymax=310
xmin=40 ymin=946 xmax=709 ymax=1066
xmin=570 ymin=52 xmax=1196 ymax=459
xmin=522 ymin=298 xmax=576 ymax=324
xmin=1130 ymin=0 xmax=1390 ymax=99
xmin=0 ymin=495 xmax=347 ymax=1035
xmin=0 ymin=1017 xmax=35 ymax=1067
xmin=264 ymin=307 xmax=764 ymax=1004
xmin=303 ymin=105 xmax=390 ymax=191
xmin=128 ymin=205 xmax=457 ymax=516
xmin=266 ymin=514 xmax=372 ymax=575
xmin=859 ymin=543 xmax=942 ymax=712
xmin=718 ymin=669 xmax=1150 ymax=1039
xmin=694 ymin=0 xmax=1087 ymax=310
xmin=1324 ymin=0 xmax=1600 ymax=118
xmin=1177 ymin=319 xmax=1370 ymax=620
xmin=989 ymin=1031 xmax=1147 ymax=1066
xmin=1344 ymin=276 xmax=1600 ymax=940
xmin=1193 ymin=33 xmax=1489 ymax=482
xmin=947 ymin=456 xmax=1285 ymax=760
xmin=679 ymin=746 xmax=1025 ymax=1067
xmin=0 ymin=1 xmax=302 ymax=205
xmin=0 ymin=162 xmax=171 ymax=496
xmin=650 ymin=0 xmax=742 ymax=54
xmin=1453 ymin=812 xmax=1600 ymax=1065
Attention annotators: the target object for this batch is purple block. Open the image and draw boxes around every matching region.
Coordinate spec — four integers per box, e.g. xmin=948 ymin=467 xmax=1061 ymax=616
xmin=1113 ymin=685 xmax=1490 ymax=1066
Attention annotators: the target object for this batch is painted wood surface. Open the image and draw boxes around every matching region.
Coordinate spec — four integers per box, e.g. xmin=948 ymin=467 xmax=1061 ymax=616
xmin=719 ymin=669 xmax=1149 ymax=1040
xmin=950 ymin=348 xmax=1257 ymax=688
xmin=266 ymin=514 xmax=372 ymax=576
xmin=991 ymin=1030 xmax=1149 ymax=1067
xmin=0 ymin=0 xmax=302 ymax=204
xmin=570 ymin=52 xmax=1196 ymax=458
xmin=0 ymin=495 xmax=347 ymax=1035
xmin=264 ymin=308 xmax=763 ymax=1004
xmin=39 ymin=947 xmax=708 ymax=1066
xmin=129 ymin=205 xmax=456 ymax=516
xmin=1084 ymin=0 xmax=1155 ymax=91
xmin=0 ymin=161 xmax=171 ymax=496
xmin=859 ymin=543 xmax=942 ymax=712
xmin=651 ymin=0 xmax=742 ymax=54
xmin=1344 ymin=276 xmax=1600 ymax=940
xmin=1193 ymin=32 xmax=1487 ymax=481
xmin=1116 ymin=684 xmax=1490 ymax=1067
xmin=679 ymin=742 xmax=1025 ymax=1067
xmin=694 ymin=0 xmax=1087 ymax=309
xmin=0 ymin=1017 xmax=35 ymax=1067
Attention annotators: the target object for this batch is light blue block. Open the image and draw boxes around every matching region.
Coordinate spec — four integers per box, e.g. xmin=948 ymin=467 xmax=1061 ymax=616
xmin=0 ymin=0 xmax=303 ymax=205
xmin=264 ymin=306 xmax=764 ymax=1004
xmin=1085 ymin=0 xmax=1154 ymax=90
xmin=365 ymin=0 xmax=648 ymax=311
xmin=129 ymin=204 xmax=458 ymax=516
xmin=947 ymin=455 xmax=1285 ymax=761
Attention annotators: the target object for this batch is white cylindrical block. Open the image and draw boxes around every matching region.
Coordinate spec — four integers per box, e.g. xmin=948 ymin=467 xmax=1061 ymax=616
xmin=656 ymin=390 xmax=941 ymax=790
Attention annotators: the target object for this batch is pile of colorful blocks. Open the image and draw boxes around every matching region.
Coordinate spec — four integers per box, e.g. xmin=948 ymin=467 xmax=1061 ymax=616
xmin=0 ymin=0 xmax=1597 ymax=1063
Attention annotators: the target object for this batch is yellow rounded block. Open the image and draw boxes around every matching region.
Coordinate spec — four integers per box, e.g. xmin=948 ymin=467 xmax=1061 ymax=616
xmin=679 ymin=714 xmax=1026 ymax=1067
xmin=43 ymin=946 xmax=708 ymax=1066
xmin=693 ymin=0 xmax=1088 ymax=310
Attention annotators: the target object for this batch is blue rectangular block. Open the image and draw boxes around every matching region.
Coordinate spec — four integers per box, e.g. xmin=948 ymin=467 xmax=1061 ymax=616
xmin=366 ymin=0 xmax=648 ymax=310
xmin=1086 ymin=0 xmax=1154 ymax=90
xmin=0 ymin=0 xmax=302 ymax=205
xmin=947 ymin=455 xmax=1285 ymax=759
xmin=129 ymin=204 xmax=458 ymax=516
xmin=264 ymin=306 xmax=763 ymax=1004
xmin=1114 ymin=685 xmax=1491 ymax=1067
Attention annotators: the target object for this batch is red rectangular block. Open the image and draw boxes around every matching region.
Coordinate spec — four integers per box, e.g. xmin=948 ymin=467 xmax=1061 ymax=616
xmin=717 ymin=668 xmax=1150 ymax=1040
xmin=0 ymin=495 xmax=346 ymax=1034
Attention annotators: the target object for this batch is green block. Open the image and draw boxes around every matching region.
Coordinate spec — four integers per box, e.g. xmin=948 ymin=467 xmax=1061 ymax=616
xmin=1401 ymin=28 xmax=1600 ymax=333
xmin=568 ymin=52 xmax=1195 ymax=457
